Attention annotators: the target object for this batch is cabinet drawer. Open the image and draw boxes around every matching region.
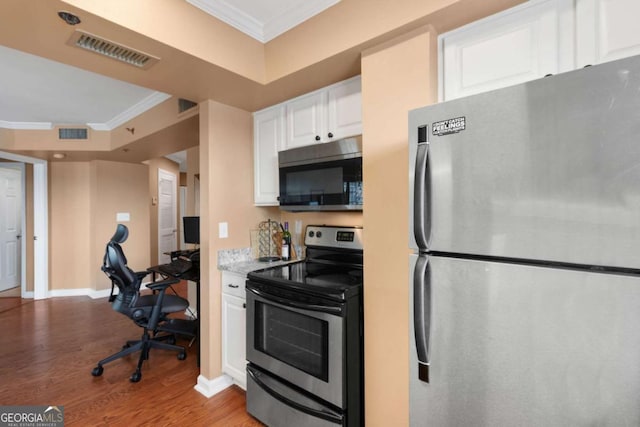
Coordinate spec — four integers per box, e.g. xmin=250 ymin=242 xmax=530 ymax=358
xmin=221 ymin=271 xmax=246 ymax=298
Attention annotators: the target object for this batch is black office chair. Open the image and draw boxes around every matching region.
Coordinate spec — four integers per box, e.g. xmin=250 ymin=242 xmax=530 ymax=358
xmin=91 ymin=224 xmax=190 ymax=382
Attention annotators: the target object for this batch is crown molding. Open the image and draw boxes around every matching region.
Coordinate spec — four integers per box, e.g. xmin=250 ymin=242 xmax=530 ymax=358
xmin=188 ymin=0 xmax=263 ymax=41
xmin=263 ymin=0 xmax=340 ymax=42
xmin=87 ymin=91 xmax=171 ymax=131
xmin=1 ymin=92 xmax=170 ymax=132
xmin=187 ymin=0 xmax=340 ymax=43
xmin=0 ymin=121 xmax=53 ymax=130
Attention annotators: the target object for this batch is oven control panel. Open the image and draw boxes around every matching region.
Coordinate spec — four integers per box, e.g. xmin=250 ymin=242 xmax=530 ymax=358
xmin=305 ymin=225 xmax=363 ymax=250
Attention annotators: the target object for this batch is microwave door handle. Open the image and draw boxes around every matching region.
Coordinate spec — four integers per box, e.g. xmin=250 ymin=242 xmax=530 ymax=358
xmin=414 ymin=141 xmax=431 ymax=249
xmin=414 ymin=254 xmax=431 ymax=382
xmin=246 ymin=286 xmax=343 ymax=316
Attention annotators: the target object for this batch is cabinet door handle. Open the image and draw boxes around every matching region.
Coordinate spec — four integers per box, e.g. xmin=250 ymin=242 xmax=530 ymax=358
xmin=243 ymin=303 xmax=246 ymax=309
xmin=328 ymin=132 xmax=333 ymax=138
xmin=315 ymin=135 xmax=321 ymax=141
xmin=228 ymin=284 xmax=239 ymax=288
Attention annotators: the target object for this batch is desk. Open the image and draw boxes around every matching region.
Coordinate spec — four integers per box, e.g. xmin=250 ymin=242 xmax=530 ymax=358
xmin=147 ymin=264 xmax=200 ymax=366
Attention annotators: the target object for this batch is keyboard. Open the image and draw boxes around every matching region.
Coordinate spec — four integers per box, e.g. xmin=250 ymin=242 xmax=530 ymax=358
xmin=158 ymin=257 xmax=193 ymax=277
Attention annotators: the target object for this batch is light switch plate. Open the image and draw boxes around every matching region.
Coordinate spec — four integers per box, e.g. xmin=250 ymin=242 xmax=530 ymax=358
xmin=219 ymin=222 xmax=228 ymax=238
xmin=116 ymin=212 xmax=130 ymax=222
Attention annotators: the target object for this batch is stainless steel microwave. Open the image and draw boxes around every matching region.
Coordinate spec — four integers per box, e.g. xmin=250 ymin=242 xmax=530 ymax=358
xmin=278 ymin=137 xmax=363 ymax=211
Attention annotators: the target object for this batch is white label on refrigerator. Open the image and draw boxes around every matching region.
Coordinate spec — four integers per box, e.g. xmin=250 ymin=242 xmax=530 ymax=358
xmin=432 ymin=117 xmax=466 ymax=136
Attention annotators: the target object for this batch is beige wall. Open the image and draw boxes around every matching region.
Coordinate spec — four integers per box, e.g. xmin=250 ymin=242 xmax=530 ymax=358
xmin=49 ymin=160 xmax=150 ymax=291
xmin=279 ymin=211 xmax=363 ymax=258
xmin=361 ymin=27 xmax=438 ymax=425
xmin=198 ymin=100 xmax=276 ymax=380
xmin=147 ymin=157 xmax=180 ymax=265
xmin=90 ymin=160 xmax=150 ymax=290
xmin=49 ymin=162 xmax=92 ymax=290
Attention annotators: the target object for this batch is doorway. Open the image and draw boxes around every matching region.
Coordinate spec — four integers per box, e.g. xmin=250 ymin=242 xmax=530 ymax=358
xmin=158 ymin=168 xmax=177 ymax=264
xmin=0 ymin=151 xmax=47 ymax=300
xmin=0 ymin=164 xmax=23 ymax=295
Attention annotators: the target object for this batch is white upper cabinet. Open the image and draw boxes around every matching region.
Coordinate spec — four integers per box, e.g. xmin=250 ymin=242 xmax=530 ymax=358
xmin=440 ymin=0 xmax=574 ymax=101
xmin=253 ymin=105 xmax=284 ymax=206
xmin=326 ymin=76 xmax=363 ymax=142
xmin=576 ymin=0 xmax=640 ymax=67
xmin=440 ymin=0 xmax=640 ymax=101
xmin=254 ymin=76 xmax=362 ymax=205
xmin=286 ymin=90 xmax=326 ymax=149
xmin=286 ymin=76 xmax=362 ymax=148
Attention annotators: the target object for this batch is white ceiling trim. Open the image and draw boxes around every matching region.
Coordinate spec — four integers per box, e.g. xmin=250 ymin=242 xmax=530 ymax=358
xmin=0 ymin=92 xmax=170 ymax=131
xmin=188 ymin=0 xmax=263 ymax=41
xmin=186 ymin=0 xmax=340 ymax=43
xmin=263 ymin=0 xmax=340 ymax=42
xmin=0 ymin=121 xmax=53 ymax=130
xmin=87 ymin=92 xmax=172 ymax=131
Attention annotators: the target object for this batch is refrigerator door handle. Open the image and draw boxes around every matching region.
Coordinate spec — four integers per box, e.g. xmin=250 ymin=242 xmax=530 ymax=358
xmin=414 ymin=141 xmax=431 ymax=249
xmin=413 ymin=254 xmax=431 ymax=383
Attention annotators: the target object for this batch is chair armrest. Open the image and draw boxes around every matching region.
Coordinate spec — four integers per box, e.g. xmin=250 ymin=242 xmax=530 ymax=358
xmin=135 ymin=270 xmax=150 ymax=280
xmin=147 ymin=277 xmax=180 ymax=291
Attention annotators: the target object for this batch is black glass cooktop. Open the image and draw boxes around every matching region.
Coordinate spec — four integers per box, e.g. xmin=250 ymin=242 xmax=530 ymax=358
xmin=248 ymin=260 xmax=363 ymax=300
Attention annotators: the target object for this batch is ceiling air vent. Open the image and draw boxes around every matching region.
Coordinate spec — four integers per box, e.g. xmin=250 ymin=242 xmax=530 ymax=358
xmin=58 ymin=127 xmax=88 ymax=140
xmin=178 ymin=98 xmax=198 ymax=114
xmin=67 ymin=30 xmax=160 ymax=69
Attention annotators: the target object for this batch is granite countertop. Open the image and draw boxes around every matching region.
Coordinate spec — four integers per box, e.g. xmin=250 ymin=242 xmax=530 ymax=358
xmin=218 ymin=247 xmax=298 ymax=276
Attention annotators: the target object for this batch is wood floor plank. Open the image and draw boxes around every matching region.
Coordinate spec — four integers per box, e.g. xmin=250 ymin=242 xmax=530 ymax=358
xmin=0 ymin=294 xmax=263 ymax=426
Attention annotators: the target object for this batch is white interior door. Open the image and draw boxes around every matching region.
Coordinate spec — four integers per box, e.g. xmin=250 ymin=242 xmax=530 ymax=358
xmin=158 ymin=169 xmax=177 ymax=264
xmin=0 ymin=167 xmax=22 ymax=292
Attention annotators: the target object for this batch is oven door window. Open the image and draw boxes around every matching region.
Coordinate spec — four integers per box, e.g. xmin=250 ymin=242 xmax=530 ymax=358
xmin=254 ymin=301 xmax=329 ymax=382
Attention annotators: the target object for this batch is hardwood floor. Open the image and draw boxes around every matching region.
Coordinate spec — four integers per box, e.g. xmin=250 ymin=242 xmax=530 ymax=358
xmin=0 ymin=290 xmax=263 ymax=426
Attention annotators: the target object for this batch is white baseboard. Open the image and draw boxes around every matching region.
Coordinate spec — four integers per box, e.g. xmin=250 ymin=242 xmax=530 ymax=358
xmin=194 ymin=374 xmax=234 ymax=398
xmin=46 ymin=288 xmax=112 ymax=299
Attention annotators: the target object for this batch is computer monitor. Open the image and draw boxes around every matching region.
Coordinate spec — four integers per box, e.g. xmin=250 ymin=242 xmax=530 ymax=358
xmin=183 ymin=216 xmax=200 ymax=245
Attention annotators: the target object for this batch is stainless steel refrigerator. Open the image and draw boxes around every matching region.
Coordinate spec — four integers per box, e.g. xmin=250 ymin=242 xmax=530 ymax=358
xmin=409 ymin=55 xmax=640 ymax=426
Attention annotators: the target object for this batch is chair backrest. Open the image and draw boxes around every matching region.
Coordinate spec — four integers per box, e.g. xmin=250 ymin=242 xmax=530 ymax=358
xmin=102 ymin=224 xmax=141 ymax=314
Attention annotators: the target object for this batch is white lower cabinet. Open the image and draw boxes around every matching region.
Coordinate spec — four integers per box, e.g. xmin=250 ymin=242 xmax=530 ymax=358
xmin=221 ymin=271 xmax=247 ymax=389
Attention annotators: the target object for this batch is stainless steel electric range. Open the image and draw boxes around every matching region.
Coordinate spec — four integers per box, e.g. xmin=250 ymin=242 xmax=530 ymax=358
xmin=245 ymin=225 xmax=364 ymax=427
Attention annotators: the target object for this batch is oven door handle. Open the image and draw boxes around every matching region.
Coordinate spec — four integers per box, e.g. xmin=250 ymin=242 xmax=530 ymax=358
xmin=247 ymin=286 xmax=343 ymax=316
xmin=247 ymin=365 xmax=343 ymax=424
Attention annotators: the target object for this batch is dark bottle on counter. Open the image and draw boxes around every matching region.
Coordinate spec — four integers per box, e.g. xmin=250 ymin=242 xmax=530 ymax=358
xmin=281 ymin=222 xmax=291 ymax=261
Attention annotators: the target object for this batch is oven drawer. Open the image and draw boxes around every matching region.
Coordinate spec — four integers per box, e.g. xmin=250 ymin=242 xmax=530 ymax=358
xmin=247 ymin=364 xmax=343 ymax=427
xmin=221 ymin=271 xmax=245 ymax=299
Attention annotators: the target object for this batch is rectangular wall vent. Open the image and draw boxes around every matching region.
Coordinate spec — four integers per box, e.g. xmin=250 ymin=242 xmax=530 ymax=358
xmin=58 ymin=128 xmax=88 ymax=140
xmin=178 ymin=98 xmax=198 ymax=113
xmin=67 ymin=30 xmax=160 ymax=69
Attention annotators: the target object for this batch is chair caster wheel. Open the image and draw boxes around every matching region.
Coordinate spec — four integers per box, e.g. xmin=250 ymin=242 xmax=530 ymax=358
xmin=177 ymin=352 xmax=187 ymax=361
xmin=167 ymin=336 xmax=176 ymax=345
xmin=91 ymin=366 xmax=104 ymax=377
xmin=130 ymin=372 xmax=142 ymax=383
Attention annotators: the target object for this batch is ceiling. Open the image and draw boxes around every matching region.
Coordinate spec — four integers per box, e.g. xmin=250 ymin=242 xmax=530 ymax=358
xmin=0 ymin=0 xmax=341 ymax=166
xmin=186 ymin=0 xmax=340 ymax=42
